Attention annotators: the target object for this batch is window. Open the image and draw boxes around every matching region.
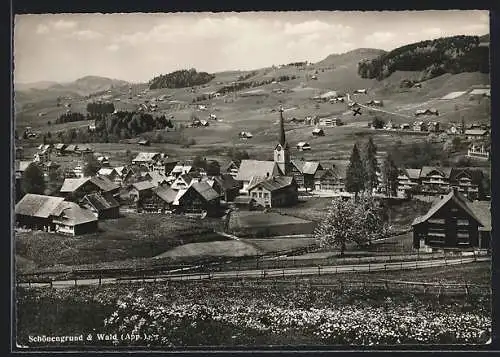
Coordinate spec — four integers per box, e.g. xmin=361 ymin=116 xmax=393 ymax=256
xmin=258 ymin=192 xmax=262 ymax=198
xmin=264 ymin=193 xmax=269 ymax=198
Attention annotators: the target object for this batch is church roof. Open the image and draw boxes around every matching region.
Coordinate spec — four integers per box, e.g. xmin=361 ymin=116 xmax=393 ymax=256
xmin=235 ymin=160 xmax=282 ymax=182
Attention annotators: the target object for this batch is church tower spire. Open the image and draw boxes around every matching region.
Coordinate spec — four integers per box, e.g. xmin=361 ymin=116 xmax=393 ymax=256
xmin=274 ymin=105 xmax=290 ymax=175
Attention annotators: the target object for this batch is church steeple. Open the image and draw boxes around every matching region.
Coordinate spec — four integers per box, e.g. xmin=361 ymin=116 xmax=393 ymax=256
xmin=279 ymin=105 xmax=287 ymax=147
xmin=274 ymin=105 xmax=290 ymax=175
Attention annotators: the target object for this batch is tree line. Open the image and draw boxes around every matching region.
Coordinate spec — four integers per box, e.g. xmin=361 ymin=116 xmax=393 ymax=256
xmin=357 ymin=35 xmax=489 ymax=81
xmin=87 ymin=102 xmax=115 ymax=115
xmin=215 ymin=75 xmax=297 ymax=96
xmin=149 ymin=68 xmax=216 ymax=90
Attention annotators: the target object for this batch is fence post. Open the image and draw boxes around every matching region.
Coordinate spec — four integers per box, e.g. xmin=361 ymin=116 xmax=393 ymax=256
xmin=74 ymin=278 xmax=77 ymax=287
xmin=29 ymin=281 xmax=31 ymax=288
xmin=318 ymin=265 xmax=321 ymax=276
xmin=99 ymin=275 xmax=102 ymax=287
xmin=283 ymin=269 xmax=285 ymax=278
xmin=368 ymin=262 xmax=371 ymax=272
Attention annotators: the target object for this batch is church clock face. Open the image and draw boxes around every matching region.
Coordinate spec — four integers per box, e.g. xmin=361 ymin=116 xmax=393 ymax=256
xmin=276 ymin=145 xmax=282 ymax=152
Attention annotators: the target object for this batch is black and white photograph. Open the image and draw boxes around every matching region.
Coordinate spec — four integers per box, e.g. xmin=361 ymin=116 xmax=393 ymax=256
xmin=12 ymin=10 xmax=492 ymax=349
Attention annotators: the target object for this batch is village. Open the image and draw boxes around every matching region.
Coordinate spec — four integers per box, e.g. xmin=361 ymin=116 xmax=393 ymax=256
xmin=13 ymin=11 xmax=492 ymax=348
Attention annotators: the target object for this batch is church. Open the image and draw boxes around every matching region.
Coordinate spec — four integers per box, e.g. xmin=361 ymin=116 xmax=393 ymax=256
xmin=235 ymin=106 xmax=323 ymax=205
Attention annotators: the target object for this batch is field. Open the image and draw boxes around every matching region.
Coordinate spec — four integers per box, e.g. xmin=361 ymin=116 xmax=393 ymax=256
xmin=16 ymin=262 xmax=491 ymax=347
xmin=15 ymin=213 xmax=225 ymax=271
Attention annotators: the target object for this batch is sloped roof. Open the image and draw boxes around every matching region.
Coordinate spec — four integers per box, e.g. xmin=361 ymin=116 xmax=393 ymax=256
xmin=412 ymin=190 xmax=482 ymax=226
xmin=235 ymin=160 xmax=281 ymax=182
xmin=221 ymin=161 xmax=238 ymax=173
xmin=15 ymin=160 xmax=33 ymax=172
xmin=145 ymin=171 xmax=169 ymax=186
xmin=191 ymin=181 xmax=221 ymax=201
xmin=60 ymin=177 xmax=91 ymax=193
xmin=132 ymin=180 xmax=156 ymax=191
xmin=420 ymin=166 xmax=453 ymax=179
xmin=132 ymin=152 xmax=160 ymax=162
xmin=153 ymin=185 xmax=178 ymax=203
xmin=65 ymin=144 xmax=78 ymax=152
xmin=466 ymin=201 xmax=491 ymax=232
xmin=291 ymin=160 xmax=322 ymax=175
xmin=465 ymin=129 xmax=489 ymax=136
xmin=90 ymin=176 xmax=120 ymax=192
xmin=54 ymin=143 xmax=66 ymax=150
xmin=171 ymin=164 xmax=193 ymax=174
xmin=51 ymin=201 xmax=97 ymax=226
xmin=296 ymin=142 xmax=310 ymax=147
xmin=78 ymin=145 xmax=93 ymax=152
xmin=97 ymin=168 xmax=115 ymax=176
xmin=248 ymin=176 xmax=295 ymax=192
xmin=212 ymin=174 xmax=241 ymax=190
xmin=405 ymin=168 xmax=421 ymax=180
xmin=114 ymin=166 xmax=127 ymax=176
xmin=82 ymin=193 xmax=119 ymax=211
xmin=15 ymin=194 xmax=65 ymax=218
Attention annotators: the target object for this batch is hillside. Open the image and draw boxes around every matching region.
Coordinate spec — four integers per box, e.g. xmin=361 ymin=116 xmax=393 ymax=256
xmin=358 ymin=35 xmax=489 ymax=82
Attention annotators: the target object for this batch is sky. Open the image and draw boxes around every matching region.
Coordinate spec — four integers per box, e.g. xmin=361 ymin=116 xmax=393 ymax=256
xmin=13 ymin=11 xmax=489 ymax=84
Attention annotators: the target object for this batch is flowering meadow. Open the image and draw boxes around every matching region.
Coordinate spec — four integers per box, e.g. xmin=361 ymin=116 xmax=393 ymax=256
xmin=17 ymin=278 xmax=491 ymax=347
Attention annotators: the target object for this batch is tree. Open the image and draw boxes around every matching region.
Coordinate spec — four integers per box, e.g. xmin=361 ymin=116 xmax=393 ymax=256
xmin=205 ymin=160 xmax=220 ymax=176
xmin=314 ymin=195 xmax=386 ymax=256
xmin=371 ymin=117 xmax=385 ymax=129
xmin=21 ymin=164 xmax=45 ymax=195
xmin=345 ymin=143 xmax=366 ymax=199
xmin=83 ymin=155 xmax=101 ymax=177
xmin=363 ymin=137 xmax=379 ymax=193
xmin=381 ymin=154 xmax=399 ymax=198
xmin=192 ymin=156 xmax=207 ymax=171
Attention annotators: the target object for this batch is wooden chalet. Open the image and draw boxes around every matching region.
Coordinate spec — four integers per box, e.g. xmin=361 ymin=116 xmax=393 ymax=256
xmin=202 ymin=174 xmax=242 ymax=202
xmin=127 ymin=181 xmax=156 ymax=203
xmin=60 ymin=176 xmax=120 ymax=201
xmin=412 ymin=189 xmax=491 ymax=250
xmin=140 ymin=186 xmax=179 ymax=213
xmin=50 ymin=201 xmax=98 ymax=236
xmin=221 ymin=161 xmax=239 ymax=178
xmin=291 ymin=160 xmax=323 ymax=191
xmin=175 ymin=181 xmax=222 ymax=216
xmin=314 ymin=164 xmax=347 ymax=193
xmin=312 ymin=128 xmax=325 ymax=136
xmin=247 ymin=176 xmax=298 ymax=208
xmin=15 ymin=194 xmax=65 ymax=232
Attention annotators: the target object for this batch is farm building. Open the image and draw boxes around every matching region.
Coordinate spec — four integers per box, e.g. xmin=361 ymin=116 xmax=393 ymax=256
xmin=384 ymin=121 xmax=396 ymax=130
xmin=291 ymin=160 xmax=323 ymax=191
xmin=170 ymin=163 xmax=193 ymax=177
xmin=51 ymin=201 xmax=98 ymax=236
xmin=175 ymin=181 xmax=222 ymax=216
xmin=15 ymin=194 xmax=65 ymax=232
xmin=202 ymin=174 xmax=242 ymax=202
xmin=468 ymin=143 xmax=490 ymax=160
xmin=138 ymin=139 xmax=150 ymax=146
xmin=15 ymin=160 xmax=34 ymax=179
xmin=413 ymin=121 xmax=427 ymax=132
xmin=132 ymin=152 xmax=162 ymax=170
xmin=170 ymin=173 xmax=200 ymax=190
xmin=127 ymin=181 xmax=156 ymax=203
xmin=80 ymin=192 xmax=120 ymax=219
xmin=296 ymin=142 xmax=311 ymax=151
xmin=412 ymin=189 xmax=490 ymax=250
xmin=465 ymin=129 xmax=489 ymax=140
xmin=312 ymin=128 xmax=325 ymax=136
xmin=247 ymin=176 xmax=298 ymax=208
xmin=113 ymin=166 xmax=135 ymax=186
xmin=141 ymin=185 xmax=179 ymax=213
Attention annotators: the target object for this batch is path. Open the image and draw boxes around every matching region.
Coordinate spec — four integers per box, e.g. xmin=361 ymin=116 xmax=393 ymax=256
xmin=18 ymin=256 xmax=489 ymax=290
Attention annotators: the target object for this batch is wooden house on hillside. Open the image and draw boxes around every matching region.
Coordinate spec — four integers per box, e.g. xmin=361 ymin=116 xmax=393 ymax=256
xmin=247 ymin=176 xmax=298 ymax=208
xmin=314 ymin=165 xmax=346 ymax=193
xmin=412 ymin=189 xmax=491 ymax=250
xmin=291 ymin=160 xmax=323 ymax=191
xmin=80 ymin=193 xmax=120 ymax=219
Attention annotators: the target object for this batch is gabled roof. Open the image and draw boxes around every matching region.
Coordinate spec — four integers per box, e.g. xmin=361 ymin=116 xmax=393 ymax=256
xmin=412 ymin=190 xmax=483 ymax=226
xmin=405 ymin=168 xmax=421 ymax=180
xmin=153 ymin=185 xmax=178 ymax=203
xmin=466 ymin=201 xmax=491 ymax=232
xmin=51 ymin=201 xmax=97 ymax=226
xmin=60 ymin=177 xmax=91 ymax=193
xmin=420 ymin=166 xmax=453 ymax=179
xmin=65 ymin=144 xmax=78 ymax=152
xmin=291 ymin=160 xmax=322 ymax=175
xmin=131 ymin=180 xmax=156 ymax=192
xmin=171 ymin=164 xmax=193 ymax=175
xmin=221 ymin=161 xmax=238 ymax=172
xmin=81 ymin=193 xmax=119 ymax=211
xmin=235 ymin=160 xmax=281 ymax=182
xmin=465 ymin=129 xmax=489 ymax=136
xmin=190 ymin=181 xmax=221 ymax=201
xmin=212 ymin=174 xmax=241 ymax=190
xmin=132 ymin=152 xmax=160 ymax=163
xmin=97 ymin=168 xmax=115 ymax=176
xmin=78 ymin=145 xmax=93 ymax=152
xmin=248 ymin=176 xmax=295 ymax=192
xmin=90 ymin=176 xmax=120 ymax=192
xmin=114 ymin=166 xmax=127 ymax=177
xmin=15 ymin=194 xmax=65 ymax=218
xmin=54 ymin=143 xmax=66 ymax=150
xmin=145 ymin=171 xmax=169 ymax=186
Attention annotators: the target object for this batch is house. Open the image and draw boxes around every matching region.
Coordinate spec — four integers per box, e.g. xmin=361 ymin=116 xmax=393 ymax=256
xmin=467 ymin=201 xmax=491 ymax=249
xmin=419 ymin=166 xmax=453 ymax=195
xmin=15 ymin=146 xmax=24 ymax=159
xmin=415 ymin=108 xmax=439 ymax=116
xmin=164 ymin=161 xmax=179 ymax=176
xmin=400 ymin=123 xmax=410 ymax=130
xmin=397 ymin=168 xmax=422 ymax=198
xmin=412 ymin=189 xmax=490 ymax=250
xmin=141 ymin=185 xmax=179 ymax=213
xmin=113 ymin=166 xmax=135 ymax=186
xmin=384 ymin=121 xmax=396 ymax=130
xmin=314 ymin=165 xmax=347 ymax=193
xmin=40 ymin=161 xmax=60 ymax=179
xmin=138 ymin=139 xmax=150 ymax=146
xmin=15 ymin=194 xmax=65 ymax=232
xmin=80 ymin=192 xmax=120 ymax=219
xmin=312 ymin=128 xmax=325 ymax=136
xmin=200 ymin=120 xmax=209 ymax=127
xmin=448 ymin=123 xmax=464 ymax=135
xmin=427 ymin=122 xmax=440 ymax=132
xmin=467 ymin=143 xmax=490 ymax=160
xmin=15 ymin=160 xmax=34 ymax=179
xmin=413 ymin=121 xmax=427 ymax=132
xmin=170 ymin=163 xmax=193 ymax=177
xmin=77 ymin=145 xmax=94 ymax=157
xmin=247 ymin=176 xmax=298 ymax=208
xmin=88 ymin=122 xmax=97 ymax=131
xmin=170 ymin=173 xmax=200 ymax=190
xmin=33 ymin=148 xmax=51 ymax=163
xmin=464 ymin=129 xmax=489 ymax=140
xmin=235 ymin=160 xmax=283 ymax=193
xmin=50 ymin=201 xmax=98 ymax=236
xmin=291 ymin=160 xmax=323 ymax=191
xmin=203 ymin=174 xmax=241 ymax=202
xmin=97 ymin=156 xmax=110 ymax=166
xmin=319 ymin=118 xmax=342 ymax=127
xmin=60 ymin=176 xmax=120 ymax=201
xmin=296 ymin=142 xmax=311 ymax=151
xmin=143 ymin=171 xmax=169 ymax=187
xmin=354 ymin=89 xmax=367 ymax=94
xmin=97 ymin=167 xmax=116 ymax=179
xmin=175 ymin=181 xmax=221 ymax=216
xmin=127 ymin=180 xmax=157 ymax=204
xmin=450 ymin=168 xmax=484 ymax=201
xmin=221 ymin=161 xmax=239 ymax=178
xmin=132 ymin=152 xmax=161 ymax=170
xmin=365 ymin=100 xmax=383 ymax=107
xmin=233 ymin=196 xmax=258 ymax=210
xmin=238 ymin=131 xmax=253 ymax=139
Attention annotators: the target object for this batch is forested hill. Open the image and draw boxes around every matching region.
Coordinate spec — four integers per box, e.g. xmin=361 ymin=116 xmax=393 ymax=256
xmin=149 ymin=68 xmax=215 ymax=89
xmin=357 ymin=35 xmax=489 ymax=81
